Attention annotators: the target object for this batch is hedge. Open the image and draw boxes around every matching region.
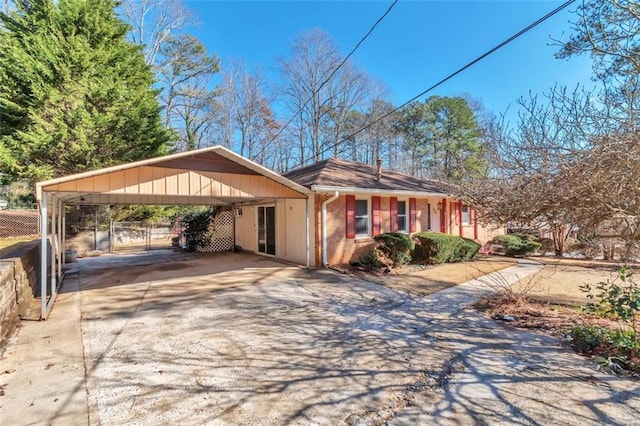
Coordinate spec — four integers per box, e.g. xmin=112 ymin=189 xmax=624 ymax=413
xmin=492 ymin=234 xmax=541 ymax=256
xmin=411 ymin=232 xmax=481 ymax=264
xmin=374 ymin=232 xmax=415 ymax=266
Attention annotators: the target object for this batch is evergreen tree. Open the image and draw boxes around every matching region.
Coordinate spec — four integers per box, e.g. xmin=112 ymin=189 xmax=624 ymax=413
xmin=0 ymin=0 xmax=170 ymax=183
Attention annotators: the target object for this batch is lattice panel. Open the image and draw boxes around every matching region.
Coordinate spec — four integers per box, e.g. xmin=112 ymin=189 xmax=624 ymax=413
xmin=196 ymin=210 xmax=234 ymax=252
xmin=0 ymin=209 xmax=40 ymax=238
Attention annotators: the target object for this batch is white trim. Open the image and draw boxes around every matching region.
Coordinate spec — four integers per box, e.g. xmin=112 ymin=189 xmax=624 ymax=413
xmin=310 ymin=185 xmax=450 ymax=198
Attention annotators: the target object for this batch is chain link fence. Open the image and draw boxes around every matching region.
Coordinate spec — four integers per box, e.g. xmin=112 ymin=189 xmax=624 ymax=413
xmin=0 ymin=209 xmax=40 ymax=238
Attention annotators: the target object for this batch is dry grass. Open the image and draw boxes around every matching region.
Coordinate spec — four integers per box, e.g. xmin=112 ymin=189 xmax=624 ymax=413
xmin=0 ymin=237 xmax=37 ymax=252
xmin=509 ymin=257 xmax=634 ymax=306
xmin=352 ymin=256 xmax=517 ymax=297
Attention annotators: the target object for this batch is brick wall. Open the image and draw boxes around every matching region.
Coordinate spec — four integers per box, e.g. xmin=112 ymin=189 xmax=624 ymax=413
xmin=321 ymin=195 xmax=441 ymax=266
xmin=317 ymin=194 xmax=503 ymax=266
xmin=0 ymin=240 xmax=42 ymax=346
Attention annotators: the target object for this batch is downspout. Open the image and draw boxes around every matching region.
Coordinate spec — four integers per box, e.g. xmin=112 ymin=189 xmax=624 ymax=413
xmin=305 ymin=197 xmax=310 ymax=269
xmin=321 ymin=191 xmax=339 ymax=267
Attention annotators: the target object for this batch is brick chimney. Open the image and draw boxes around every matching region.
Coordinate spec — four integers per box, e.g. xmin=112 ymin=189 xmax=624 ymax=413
xmin=376 ymin=158 xmax=382 ymax=182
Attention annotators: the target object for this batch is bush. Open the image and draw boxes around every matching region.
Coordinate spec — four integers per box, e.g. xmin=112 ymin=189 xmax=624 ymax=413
xmin=360 ymin=249 xmax=382 ymax=270
xmin=571 ymin=324 xmax=609 ymax=353
xmin=492 ymin=234 xmax=541 ymax=256
xmin=373 ymin=232 xmax=414 ymax=267
xmin=581 ymin=267 xmax=640 ymax=356
xmin=181 ymin=207 xmax=221 ymax=252
xmin=411 ymin=232 xmax=480 ymax=264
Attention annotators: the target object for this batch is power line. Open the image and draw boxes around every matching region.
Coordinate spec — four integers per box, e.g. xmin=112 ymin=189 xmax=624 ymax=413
xmin=296 ymin=0 xmax=576 ymax=168
xmin=269 ymin=0 xmax=398 ymax=144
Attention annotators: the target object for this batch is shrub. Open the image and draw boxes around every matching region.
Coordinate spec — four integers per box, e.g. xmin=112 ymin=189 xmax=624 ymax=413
xmin=581 ymin=267 xmax=640 ymax=356
xmin=571 ymin=324 xmax=609 ymax=353
xmin=411 ymin=232 xmax=481 ymax=264
xmin=492 ymin=234 xmax=541 ymax=256
xmin=181 ymin=207 xmax=221 ymax=252
xmin=360 ymin=249 xmax=382 ymax=271
xmin=373 ymin=232 xmax=414 ymax=267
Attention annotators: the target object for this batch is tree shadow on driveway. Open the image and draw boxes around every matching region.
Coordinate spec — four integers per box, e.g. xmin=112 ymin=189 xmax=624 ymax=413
xmin=77 ymin=253 xmax=640 ymax=425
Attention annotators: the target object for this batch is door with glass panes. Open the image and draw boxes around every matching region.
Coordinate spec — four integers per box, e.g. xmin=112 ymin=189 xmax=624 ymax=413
xmin=257 ymin=205 xmax=276 ymax=255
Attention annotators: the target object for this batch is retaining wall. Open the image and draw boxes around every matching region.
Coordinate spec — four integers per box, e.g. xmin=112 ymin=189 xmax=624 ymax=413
xmin=0 ymin=240 xmax=41 ymax=346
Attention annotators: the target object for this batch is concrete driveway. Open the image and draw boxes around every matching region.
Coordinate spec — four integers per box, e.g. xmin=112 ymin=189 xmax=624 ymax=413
xmin=1 ymin=251 xmax=639 ymax=425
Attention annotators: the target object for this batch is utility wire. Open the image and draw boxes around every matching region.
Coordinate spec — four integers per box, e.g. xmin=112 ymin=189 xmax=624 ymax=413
xmin=295 ymin=0 xmax=576 ymax=168
xmin=269 ymin=0 xmax=398 ymax=144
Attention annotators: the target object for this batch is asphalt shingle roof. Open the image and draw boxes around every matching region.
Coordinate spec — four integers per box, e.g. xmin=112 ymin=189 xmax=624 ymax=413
xmin=283 ymin=158 xmax=450 ymax=195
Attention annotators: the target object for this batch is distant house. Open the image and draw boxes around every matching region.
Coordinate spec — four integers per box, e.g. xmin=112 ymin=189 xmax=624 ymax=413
xmin=283 ymin=158 xmax=504 ymax=266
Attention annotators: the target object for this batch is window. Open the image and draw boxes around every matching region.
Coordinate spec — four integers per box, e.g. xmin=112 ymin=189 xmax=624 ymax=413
xmin=355 ymin=199 xmax=369 ymax=236
xmin=462 ymin=205 xmax=470 ymax=224
xmin=397 ymin=200 xmax=407 ymax=232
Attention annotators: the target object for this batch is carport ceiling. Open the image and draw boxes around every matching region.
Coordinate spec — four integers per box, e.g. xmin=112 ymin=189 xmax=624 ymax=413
xmin=36 ymin=146 xmax=310 ymax=206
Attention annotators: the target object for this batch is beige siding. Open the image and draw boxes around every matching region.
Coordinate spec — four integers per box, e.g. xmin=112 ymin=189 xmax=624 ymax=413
xmin=275 ymin=199 xmax=309 ymax=265
xmin=234 ymin=206 xmax=257 ymax=252
xmin=43 ymin=166 xmax=306 ymax=201
xmin=233 ymin=199 xmax=313 ymax=266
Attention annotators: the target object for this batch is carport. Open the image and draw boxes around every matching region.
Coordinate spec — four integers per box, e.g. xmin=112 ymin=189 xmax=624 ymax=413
xmin=35 ymin=146 xmax=311 ymax=319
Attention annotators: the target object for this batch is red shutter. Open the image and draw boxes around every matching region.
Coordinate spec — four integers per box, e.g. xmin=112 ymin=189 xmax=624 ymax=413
xmin=440 ymin=198 xmax=447 ymax=233
xmin=390 ymin=197 xmax=398 ymax=232
xmin=472 ymin=208 xmax=479 ymax=240
xmin=409 ymin=198 xmax=417 ymax=233
xmin=372 ymin=196 xmax=381 ymax=236
xmin=346 ymin=195 xmax=356 ymax=238
xmin=458 ymin=201 xmax=463 ymax=236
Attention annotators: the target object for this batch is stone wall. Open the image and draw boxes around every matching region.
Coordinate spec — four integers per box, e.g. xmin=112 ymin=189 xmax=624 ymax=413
xmin=0 ymin=240 xmax=42 ymax=346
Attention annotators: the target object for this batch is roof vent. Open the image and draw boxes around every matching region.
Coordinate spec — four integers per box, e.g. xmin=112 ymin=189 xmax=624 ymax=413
xmin=376 ymin=158 xmax=382 ymax=182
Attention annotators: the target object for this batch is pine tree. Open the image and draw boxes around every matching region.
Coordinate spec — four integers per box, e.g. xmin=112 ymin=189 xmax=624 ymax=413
xmin=0 ymin=0 xmax=171 ymax=183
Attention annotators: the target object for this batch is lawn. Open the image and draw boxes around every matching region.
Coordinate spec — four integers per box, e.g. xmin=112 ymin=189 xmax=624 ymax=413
xmin=0 ymin=237 xmax=38 ymax=252
xmin=508 ymin=256 xmax=633 ymax=305
xmin=352 ymin=255 xmax=518 ymax=297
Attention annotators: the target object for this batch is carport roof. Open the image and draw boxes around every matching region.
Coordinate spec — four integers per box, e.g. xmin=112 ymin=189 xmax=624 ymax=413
xmin=36 ymin=146 xmax=310 ymax=206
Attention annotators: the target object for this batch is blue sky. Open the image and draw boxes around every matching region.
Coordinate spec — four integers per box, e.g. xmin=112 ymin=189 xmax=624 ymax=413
xmin=186 ymin=0 xmax=595 ymax=122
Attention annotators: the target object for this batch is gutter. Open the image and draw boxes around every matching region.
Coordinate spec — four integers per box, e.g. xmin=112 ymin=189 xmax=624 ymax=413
xmin=321 ymin=191 xmax=339 ymax=267
xmin=310 ymin=185 xmax=449 ymax=198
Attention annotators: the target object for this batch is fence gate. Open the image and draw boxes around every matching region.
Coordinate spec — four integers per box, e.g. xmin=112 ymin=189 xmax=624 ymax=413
xmin=111 ymin=221 xmax=175 ymax=252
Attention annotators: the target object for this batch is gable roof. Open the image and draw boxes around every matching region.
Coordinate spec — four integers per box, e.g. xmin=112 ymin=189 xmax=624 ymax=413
xmin=36 ymin=145 xmax=310 ymax=207
xmin=283 ymin=158 xmax=452 ymax=196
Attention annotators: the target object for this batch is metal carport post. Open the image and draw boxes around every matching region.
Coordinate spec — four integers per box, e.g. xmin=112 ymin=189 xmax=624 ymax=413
xmin=40 ymin=191 xmax=65 ymax=320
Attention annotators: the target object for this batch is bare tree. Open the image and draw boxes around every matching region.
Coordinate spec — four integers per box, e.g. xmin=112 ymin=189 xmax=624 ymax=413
xmin=214 ymin=61 xmax=281 ymax=164
xmin=120 ymin=0 xmax=195 ymax=68
xmin=158 ymin=34 xmax=219 ymax=151
xmin=556 ymin=0 xmax=640 ymax=79
xmin=278 ymin=29 xmax=370 ymax=165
